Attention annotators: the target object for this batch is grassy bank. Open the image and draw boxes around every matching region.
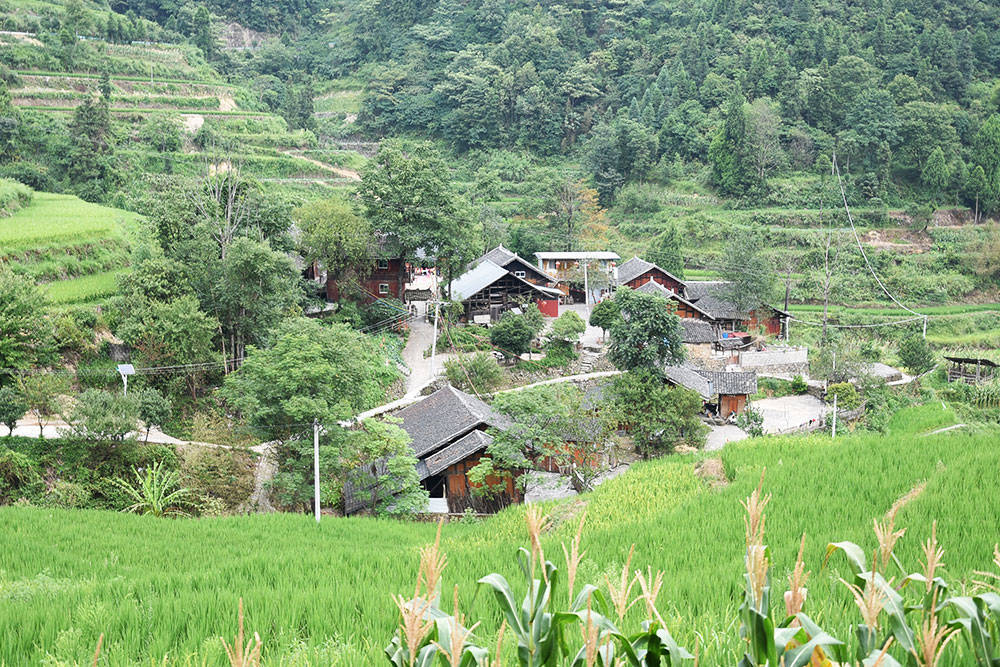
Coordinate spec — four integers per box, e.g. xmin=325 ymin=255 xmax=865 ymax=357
xmin=0 ymin=405 xmax=997 ymax=664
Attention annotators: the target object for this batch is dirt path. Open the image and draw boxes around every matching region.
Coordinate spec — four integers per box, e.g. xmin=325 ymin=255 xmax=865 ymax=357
xmin=278 ymin=149 xmax=360 ymax=181
xmin=181 ymin=114 xmax=204 ymax=132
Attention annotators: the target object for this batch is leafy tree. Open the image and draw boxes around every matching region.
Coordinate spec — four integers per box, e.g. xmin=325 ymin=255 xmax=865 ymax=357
xmin=606 ymin=369 xmax=705 ymax=457
xmin=16 ymin=374 xmax=68 ymax=439
xmin=550 ymin=310 xmax=585 ymax=346
xmin=343 ymin=418 xmax=427 ymax=517
xmin=650 ymin=225 xmax=685 ymax=278
xmin=221 ymin=318 xmax=398 ymax=440
xmin=826 ymin=382 xmax=860 ymax=410
xmin=588 ymin=299 xmax=621 ymax=342
xmin=358 ymin=140 xmax=461 ymax=260
xmin=135 ymin=387 xmax=171 ymax=443
xmin=0 ymin=83 xmax=20 ymax=163
xmin=0 ymin=386 xmax=27 ymax=436
xmin=718 ymin=231 xmax=777 ymax=315
xmin=0 ymin=268 xmax=56 ymax=379
xmin=66 ymin=95 xmax=117 ymax=201
xmin=477 ymin=383 xmax=608 ymax=492
xmin=138 ymin=114 xmax=182 ymax=172
xmin=193 ymin=6 xmax=215 ymax=59
xmin=214 ymin=237 xmax=300 ymax=368
xmin=67 ymin=389 xmax=140 ymax=443
xmin=709 ymin=93 xmax=764 ymax=198
xmin=444 ymin=352 xmax=504 ymax=394
xmin=134 ymin=296 xmax=219 ymax=399
xmin=898 ymin=334 xmax=935 ymax=374
xmin=489 ymin=313 xmax=534 ymax=363
xmin=294 ymin=197 xmax=373 ymax=285
xmin=607 ymin=288 xmax=685 ymax=373
xmin=585 ymin=116 xmax=659 ymax=204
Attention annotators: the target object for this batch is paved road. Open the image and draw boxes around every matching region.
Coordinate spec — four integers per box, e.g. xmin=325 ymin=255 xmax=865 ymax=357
xmin=562 ymin=303 xmax=606 ymax=348
xmin=755 ymin=394 xmax=829 ymax=433
xmin=705 ymin=424 xmax=748 ymax=450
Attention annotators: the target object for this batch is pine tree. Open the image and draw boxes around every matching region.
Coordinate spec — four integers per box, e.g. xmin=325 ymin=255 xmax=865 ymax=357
xmin=708 ymin=92 xmax=763 ymax=198
xmin=967 ymin=165 xmax=988 ymax=222
xmin=920 ymin=146 xmax=949 ymax=202
xmin=0 ymin=83 xmax=19 ymax=163
xmin=193 ymin=6 xmax=214 ymax=59
xmin=67 ymin=95 xmax=117 ymax=201
xmin=651 ymin=225 xmax=685 ymax=277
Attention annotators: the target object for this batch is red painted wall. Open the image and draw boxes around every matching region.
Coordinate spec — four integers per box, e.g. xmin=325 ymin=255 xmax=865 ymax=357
xmin=536 ymin=299 xmax=559 ymax=317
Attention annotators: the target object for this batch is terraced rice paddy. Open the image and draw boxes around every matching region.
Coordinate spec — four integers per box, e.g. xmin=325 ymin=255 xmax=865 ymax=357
xmin=1 ymin=406 xmax=997 ymax=664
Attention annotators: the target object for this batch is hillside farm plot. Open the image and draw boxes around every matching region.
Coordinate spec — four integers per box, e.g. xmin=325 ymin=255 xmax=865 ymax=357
xmin=0 ymin=192 xmax=139 ymax=254
xmin=43 ymin=269 xmax=124 ymax=305
xmin=1 ymin=406 xmax=998 ymax=664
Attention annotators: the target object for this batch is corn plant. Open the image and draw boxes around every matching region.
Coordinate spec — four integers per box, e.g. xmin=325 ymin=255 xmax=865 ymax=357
xmin=737 ymin=472 xmax=842 ymax=667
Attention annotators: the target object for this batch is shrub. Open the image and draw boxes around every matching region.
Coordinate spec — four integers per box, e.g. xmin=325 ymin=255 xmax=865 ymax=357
xmin=444 ymin=352 xmax=504 ymax=394
xmin=0 ymin=446 xmax=40 ymax=502
xmin=180 ymin=447 xmax=255 ymax=512
xmin=0 ymin=386 xmax=28 ymax=436
xmin=826 ymin=382 xmax=860 ymax=410
xmin=790 ymin=375 xmax=808 ymax=394
xmin=550 ymin=310 xmax=586 ymax=345
xmin=898 ymin=333 xmax=935 ymax=374
xmin=489 ymin=314 xmax=534 ymax=362
xmin=43 ymin=480 xmax=89 ymax=508
xmin=736 ymin=405 xmax=765 ymax=437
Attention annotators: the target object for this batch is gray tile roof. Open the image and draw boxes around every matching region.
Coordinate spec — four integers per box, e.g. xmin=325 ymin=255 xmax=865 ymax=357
xmin=419 ymin=429 xmax=493 ymax=478
xmin=663 ymin=364 xmax=714 ymax=399
xmin=449 ymin=260 xmax=509 ymax=301
xmin=633 ymin=279 xmax=715 ymax=319
xmin=617 ymin=256 xmax=685 ymax=286
xmin=481 ymin=245 xmax=516 ymax=267
xmin=396 ymin=385 xmax=510 ymax=458
xmin=634 ymin=277 xmax=671 ymax=296
xmin=696 ymin=369 xmax=758 ymax=395
xmin=449 ymin=259 xmax=561 ymax=302
xmin=683 ymin=280 xmax=728 ymax=300
xmin=680 ymin=318 xmax=717 ymax=343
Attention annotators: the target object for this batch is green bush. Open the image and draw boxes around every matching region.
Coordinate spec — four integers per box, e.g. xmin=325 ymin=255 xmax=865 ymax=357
xmin=444 ymin=352 xmax=504 ymax=394
xmin=43 ymin=481 xmax=90 ymax=508
xmin=826 ymin=382 xmax=860 ymax=410
xmin=790 ymin=375 xmax=808 ymax=394
xmin=0 ymin=446 xmax=41 ymax=502
xmin=180 ymin=447 xmax=255 ymax=512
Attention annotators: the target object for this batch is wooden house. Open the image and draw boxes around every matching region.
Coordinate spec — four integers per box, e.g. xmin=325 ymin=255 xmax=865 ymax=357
xmin=617 ymin=257 xmax=686 ymax=294
xmin=634 ymin=278 xmax=714 ymax=320
xmin=448 ymin=259 xmax=563 ymax=322
xmin=474 ymin=245 xmax=554 ymax=286
xmin=323 ymin=234 xmax=409 ymax=304
xmin=344 ymin=385 xmax=518 ymax=515
xmin=662 ymin=364 xmax=758 ymax=416
xmin=683 ymin=281 xmax=788 ymax=337
xmin=535 ymin=251 xmax=620 ymax=303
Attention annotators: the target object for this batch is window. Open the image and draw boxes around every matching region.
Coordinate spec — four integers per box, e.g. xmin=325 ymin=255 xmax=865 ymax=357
xmin=514 ymin=270 xmax=526 ymax=278
xmin=377 ymin=259 xmax=390 ymax=270
xmin=378 ymin=283 xmax=390 ymax=295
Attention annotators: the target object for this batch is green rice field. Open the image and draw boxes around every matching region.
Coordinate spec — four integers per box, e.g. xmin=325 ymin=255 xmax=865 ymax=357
xmin=0 ymin=192 xmax=139 ymax=254
xmin=43 ymin=269 xmax=124 ymax=304
xmin=1 ymin=405 xmax=998 ymax=665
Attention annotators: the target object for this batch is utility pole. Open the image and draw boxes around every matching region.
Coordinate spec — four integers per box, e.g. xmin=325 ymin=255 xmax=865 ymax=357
xmin=831 ymin=392 xmax=837 ymax=439
xmin=923 ymin=316 xmax=928 ymax=339
xmin=313 ymin=418 xmax=321 ymax=524
xmin=430 ymin=301 xmax=440 ymax=376
xmin=583 ymin=261 xmax=590 ymax=316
